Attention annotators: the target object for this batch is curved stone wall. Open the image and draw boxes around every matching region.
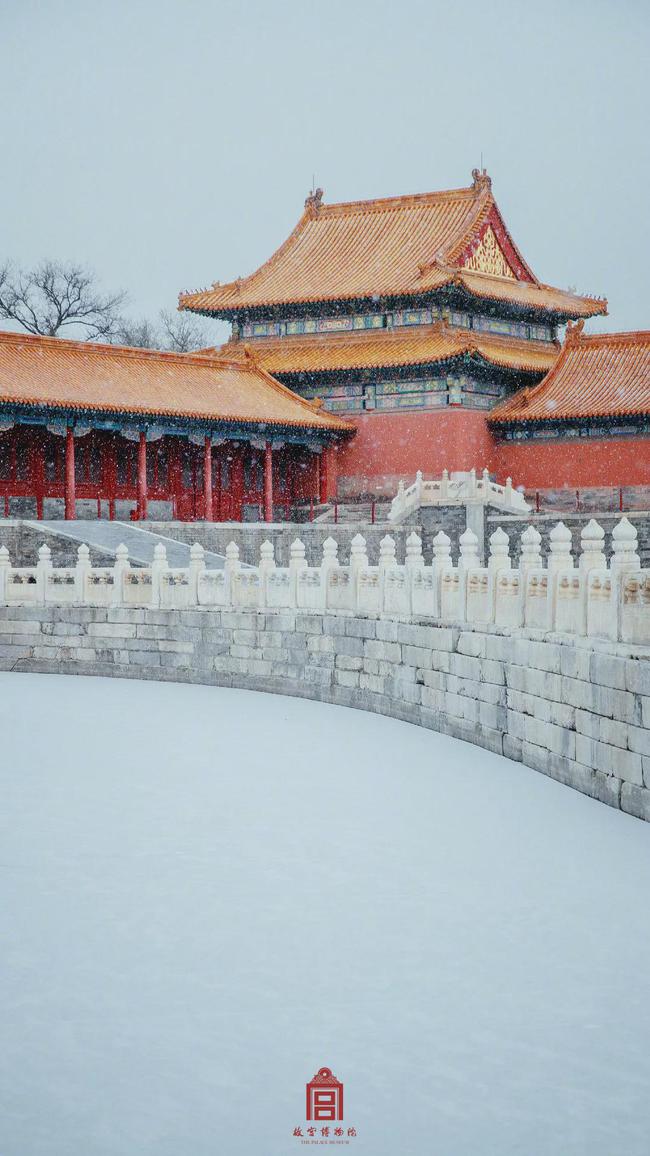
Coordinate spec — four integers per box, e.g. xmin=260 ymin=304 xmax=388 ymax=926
xmin=1 ymin=603 xmax=649 ymax=822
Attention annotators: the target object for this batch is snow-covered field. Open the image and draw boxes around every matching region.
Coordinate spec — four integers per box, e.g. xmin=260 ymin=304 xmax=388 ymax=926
xmin=1 ymin=671 xmax=649 ymax=1156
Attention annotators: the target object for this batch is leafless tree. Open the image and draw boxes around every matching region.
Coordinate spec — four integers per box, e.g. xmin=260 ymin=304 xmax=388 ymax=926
xmin=114 ymin=317 xmax=161 ymax=349
xmin=0 ymin=260 xmax=127 ymax=340
xmin=112 ymin=309 xmax=213 ymax=353
xmin=159 ymin=309 xmax=212 ymax=353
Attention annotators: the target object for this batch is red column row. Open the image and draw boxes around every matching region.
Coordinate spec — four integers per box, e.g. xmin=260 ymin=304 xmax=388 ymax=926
xmin=1 ymin=428 xmax=336 ymax=521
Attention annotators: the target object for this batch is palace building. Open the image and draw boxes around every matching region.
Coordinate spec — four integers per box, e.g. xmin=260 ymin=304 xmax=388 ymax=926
xmin=0 ymin=171 xmax=648 ymax=522
xmin=489 ymin=323 xmax=650 ymax=488
xmin=180 ymin=169 xmax=633 ymax=498
xmin=0 ymin=331 xmax=350 ymax=521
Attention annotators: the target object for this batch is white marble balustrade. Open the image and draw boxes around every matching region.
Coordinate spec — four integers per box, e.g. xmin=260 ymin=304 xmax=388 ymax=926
xmin=0 ymin=518 xmax=648 ymax=645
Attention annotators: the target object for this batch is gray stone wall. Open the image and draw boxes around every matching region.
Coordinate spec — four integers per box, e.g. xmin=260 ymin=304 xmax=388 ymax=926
xmin=1 ymin=604 xmax=648 ymax=822
xmin=0 ymin=521 xmax=115 ymax=567
xmin=145 ymin=522 xmax=422 ymax=567
xmin=146 ymin=510 xmax=472 ymax=566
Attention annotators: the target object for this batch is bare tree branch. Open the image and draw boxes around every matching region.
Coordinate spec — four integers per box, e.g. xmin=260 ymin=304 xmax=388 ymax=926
xmin=113 ymin=317 xmax=161 ymax=349
xmin=158 ymin=309 xmax=213 ymax=353
xmin=0 ymin=260 xmax=127 ymax=339
xmin=0 ymin=260 xmax=215 ymax=353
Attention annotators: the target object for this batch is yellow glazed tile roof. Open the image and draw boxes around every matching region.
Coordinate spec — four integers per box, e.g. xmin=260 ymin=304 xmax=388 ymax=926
xmin=214 ymin=323 xmax=559 ymax=377
xmin=180 ymin=173 xmax=606 ymax=320
xmin=0 ymin=330 xmax=351 ymax=431
xmin=490 ymin=325 xmax=650 ymax=423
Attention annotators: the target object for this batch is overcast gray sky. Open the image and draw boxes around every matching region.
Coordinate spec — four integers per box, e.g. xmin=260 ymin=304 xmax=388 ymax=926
xmin=1 ymin=0 xmax=648 ymax=340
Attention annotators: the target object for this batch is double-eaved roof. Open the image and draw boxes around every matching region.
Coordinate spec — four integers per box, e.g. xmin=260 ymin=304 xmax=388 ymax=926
xmin=490 ymin=325 xmax=650 ymax=425
xmin=0 ymin=330 xmax=351 ymax=432
xmin=213 ymin=321 xmax=559 ymax=378
xmin=180 ymin=172 xmax=606 ymax=321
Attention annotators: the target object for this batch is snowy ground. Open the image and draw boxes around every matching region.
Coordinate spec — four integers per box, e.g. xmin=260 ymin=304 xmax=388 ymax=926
xmin=1 ymin=672 xmax=650 ymax=1156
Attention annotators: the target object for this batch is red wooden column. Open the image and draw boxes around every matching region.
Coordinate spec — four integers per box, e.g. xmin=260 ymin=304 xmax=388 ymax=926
xmin=33 ymin=429 xmax=45 ymax=520
xmin=319 ymin=443 xmax=328 ymax=504
xmin=137 ymin=431 xmax=147 ymax=520
xmin=65 ymin=426 xmax=76 ymax=520
xmin=264 ymin=441 xmax=273 ymax=522
xmin=231 ymin=446 xmax=245 ymax=521
xmin=204 ymin=436 xmax=213 ymax=521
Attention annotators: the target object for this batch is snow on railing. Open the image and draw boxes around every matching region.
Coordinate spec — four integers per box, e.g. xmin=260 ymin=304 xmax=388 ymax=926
xmin=388 ymin=467 xmax=530 ymax=523
xmin=0 ymin=517 xmax=648 ymax=645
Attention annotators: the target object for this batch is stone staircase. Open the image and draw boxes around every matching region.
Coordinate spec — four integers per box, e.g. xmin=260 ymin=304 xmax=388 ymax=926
xmin=26 ymin=521 xmax=227 ymax=569
xmin=313 ymin=501 xmax=392 ymax=524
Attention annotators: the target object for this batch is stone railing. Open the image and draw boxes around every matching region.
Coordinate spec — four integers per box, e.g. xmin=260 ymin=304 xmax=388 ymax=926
xmin=0 ymin=516 xmax=648 ymax=646
xmin=388 ymin=467 xmax=530 ymax=523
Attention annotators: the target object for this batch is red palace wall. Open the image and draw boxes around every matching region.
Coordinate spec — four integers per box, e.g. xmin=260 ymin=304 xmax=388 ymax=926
xmin=494 ymin=436 xmax=650 ymax=490
xmin=334 ymin=411 xmax=650 ymax=496
xmin=335 ymin=410 xmax=497 ymax=497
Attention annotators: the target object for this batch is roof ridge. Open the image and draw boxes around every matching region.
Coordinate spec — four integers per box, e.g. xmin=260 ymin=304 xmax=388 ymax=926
xmin=570 ymin=328 xmax=650 ymax=344
xmin=232 ymin=343 xmax=355 ymax=424
xmin=0 ymin=327 xmax=258 ymax=370
xmin=316 ymin=185 xmax=477 ymax=217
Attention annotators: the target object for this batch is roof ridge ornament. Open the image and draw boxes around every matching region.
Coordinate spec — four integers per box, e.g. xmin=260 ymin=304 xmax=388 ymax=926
xmin=471 ymin=167 xmax=492 ymax=192
xmin=305 ymin=187 xmax=324 ymax=216
xmin=565 ymin=318 xmax=585 ymax=345
xmin=417 ymin=252 xmax=448 ymax=279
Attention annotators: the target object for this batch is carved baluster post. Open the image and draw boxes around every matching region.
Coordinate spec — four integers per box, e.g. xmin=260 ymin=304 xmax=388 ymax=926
xmin=75 ymin=543 xmax=91 ymax=604
xmin=189 ymin=542 xmax=205 ymax=605
xmin=225 ymin=541 xmax=241 ymax=608
xmin=548 ymin=521 xmax=574 ymax=573
xmin=579 ymin=519 xmax=606 ymax=574
xmin=350 ymin=533 xmax=368 ymax=613
xmin=610 ymin=517 xmax=641 ymax=642
xmin=458 ymin=527 xmax=480 ymax=571
xmin=488 ymin=526 xmax=511 ymax=573
xmin=259 ymin=539 xmax=276 ymax=608
xmin=610 ymin=517 xmax=640 ymax=576
xmin=0 ymin=545 xmax=9 ymax=605
xmin=379 ymin=534 xmax=396 ymax=575
xmin=519 ymin=524 xmax=542 ymax=580
xmin=440 ymin=468 xmax=449 ymax=501
xmin=321 ymin=537 xmax=339 ymax=573
xmin=405 ymin=531 xmax=424 ymax=618
xmin=113 ymin=543 xmax=129 ymax=607
xmin=432 ymin=530 xmax=452 ymax=573
xmin=289 ymin=538 xmax=307 ymax=607
xmin=259 ymin=539 xmax=275 ymax=573
xmin=414 ymin=470 xmax=423 ymax=507
xmin=405 ymin=531 xmax=424 ymax=571
xmin=36 ymin=543 xmax=52 ymax=605
xmin=151 ymin=542 xmax=168 ymax=609
xmin=505 ymin=476 xmax=513 ymax=509
xmin=458 ymin=527 xmax=479 ymax=623
xmin=548 ymin=521 xmax=574 ymax=630
xmin=320 ymin=536 xmax=338 ymax=612
xmin=431 ymin=529 xmax=452 ymax=617
xmin=350 ymin=533 xmax=368 ymax=572
xmin=378 ymin=533 xmax=396 ymax=615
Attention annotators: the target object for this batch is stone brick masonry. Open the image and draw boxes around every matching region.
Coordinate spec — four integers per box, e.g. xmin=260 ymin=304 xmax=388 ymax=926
xmin=2 ymin=604 xmax=649 ymax=823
